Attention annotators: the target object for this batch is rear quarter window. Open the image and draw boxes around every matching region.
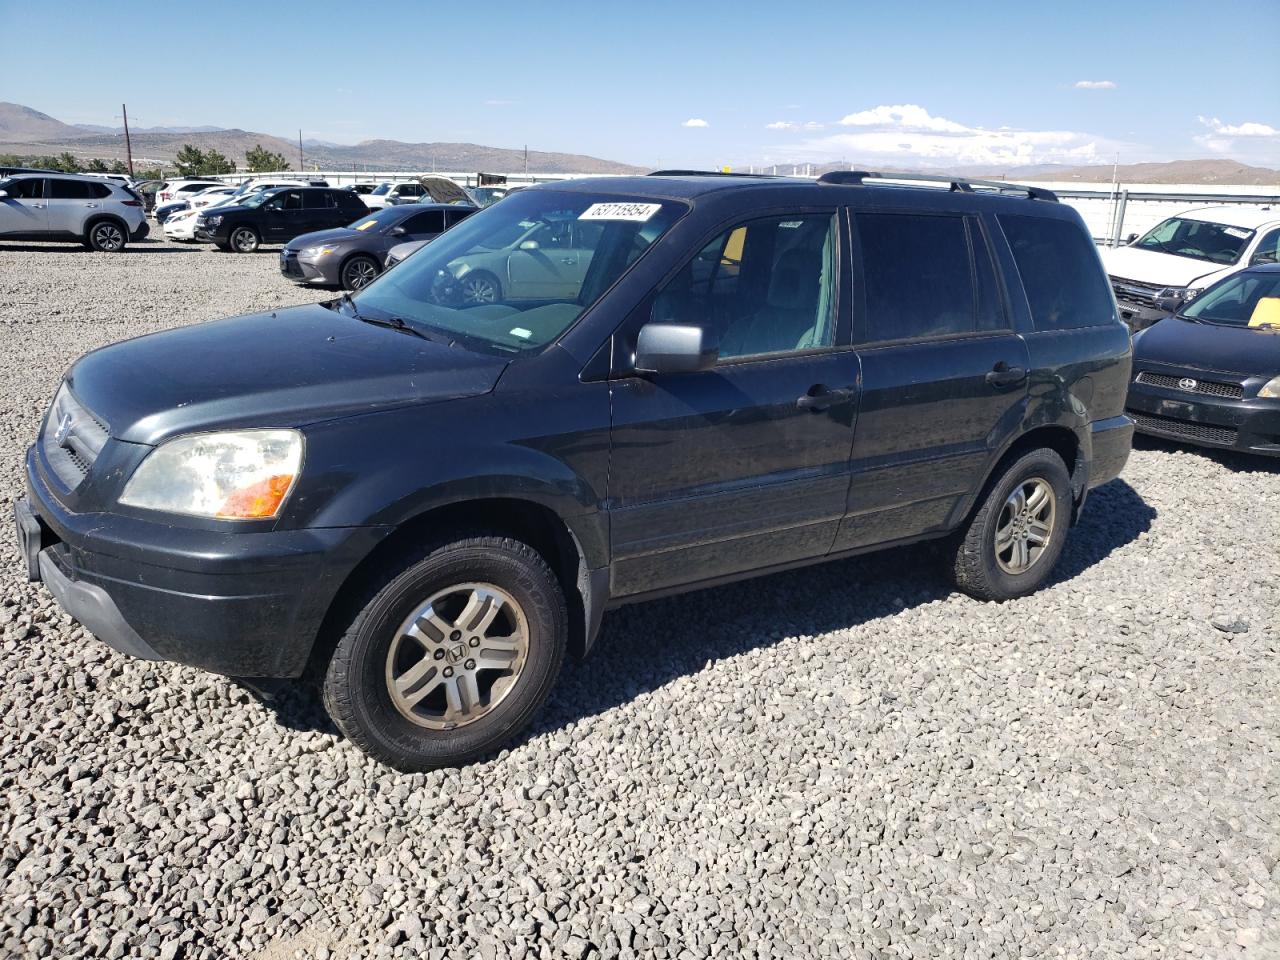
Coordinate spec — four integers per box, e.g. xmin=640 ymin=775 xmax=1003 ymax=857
xmin=998 ymin=215 xmax=1116 ymax=330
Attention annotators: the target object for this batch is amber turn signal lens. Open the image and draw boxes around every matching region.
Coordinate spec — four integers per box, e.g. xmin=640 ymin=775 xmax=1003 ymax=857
xmin=217 ymin=474 xmax=296 ymax=519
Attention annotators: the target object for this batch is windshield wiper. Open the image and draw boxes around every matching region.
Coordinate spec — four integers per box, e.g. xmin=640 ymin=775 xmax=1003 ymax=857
xmin=357 ymin=313 xmax=436 ymax=341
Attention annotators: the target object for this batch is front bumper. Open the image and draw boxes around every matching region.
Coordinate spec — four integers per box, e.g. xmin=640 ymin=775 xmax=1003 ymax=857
xmin=1126 ymin=365 xmax=1280 ymax=457
xmin=20 ymin=446 xmax=390 ymax=677
xmin=280 ymin=249 xmax=333 ymax=284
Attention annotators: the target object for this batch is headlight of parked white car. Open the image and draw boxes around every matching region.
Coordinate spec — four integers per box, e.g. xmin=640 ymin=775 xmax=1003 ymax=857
xmin=1156 ymin=285 xmax=1204 ymax=304
xmin=1260 ymin=375 xmax=1280 ymax=399
xmin=120 ymin=429 xmax=303 ymax=520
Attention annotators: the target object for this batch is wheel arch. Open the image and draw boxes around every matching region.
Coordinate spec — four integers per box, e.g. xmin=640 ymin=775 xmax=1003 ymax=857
xmin=305 ymin=496 xmax=603 ymax=681
xmin=953 ymin=424 xmax=1083 ymax=530
xmin=83 ymin=213 xmax=129 ymax=244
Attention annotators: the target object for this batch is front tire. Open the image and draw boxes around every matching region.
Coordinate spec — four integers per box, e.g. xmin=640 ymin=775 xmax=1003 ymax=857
xmin=950 ymin=448 xmax=1071 ymax=601
xmin=460 ymin=270 xmax=502 ymax=304
xmin=229 ymin=226 xmax=260 ymax=253
xmin=86 ymin=220 xmax=127 ymax=252
xmin=341 ymin=254 xmax=380 ymax=291
xmin=322 ymin=534 xmax=567 ymax=771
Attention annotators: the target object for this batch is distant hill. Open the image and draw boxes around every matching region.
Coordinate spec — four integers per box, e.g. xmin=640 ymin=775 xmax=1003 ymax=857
xmin=74 ymin=123 xmax=226 ymax=135
xmin=0 ymin=102 xmax=644 ymax=174
xmin=0 ymin=102 xmax=89 ymax=142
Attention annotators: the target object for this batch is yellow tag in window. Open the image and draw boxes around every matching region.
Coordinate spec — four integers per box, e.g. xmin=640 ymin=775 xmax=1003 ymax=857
xmin=1248 ymin=297 xmax=1280 ymax=328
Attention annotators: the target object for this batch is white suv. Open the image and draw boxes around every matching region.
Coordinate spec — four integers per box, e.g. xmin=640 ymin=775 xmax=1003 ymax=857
xmin=155 ymin=179 xmax=225 ymax=207
xmin=0 ymin=173 xmax=148 ymax=251
xmin=361 ymin=181 xmax=428 ymax=209
xmin=1102 ymin=205 xmax=1280 ymax=330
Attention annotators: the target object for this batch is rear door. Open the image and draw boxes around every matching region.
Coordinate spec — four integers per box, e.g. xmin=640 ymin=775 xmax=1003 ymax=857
xmin=267 ymin=189 xmax=306 ymax=241
xmin=46 ymin=178 xmax=97 ymax=236
xmin=835 ymin=208 xmax=1029 ymax=551
xmin=0 ymin=177 xmax=48 ymax=236
xmin=607 ymin=210 xmax=857 ymax=596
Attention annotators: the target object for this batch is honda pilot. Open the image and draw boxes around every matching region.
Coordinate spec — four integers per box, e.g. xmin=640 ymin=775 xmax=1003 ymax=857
xmin=17 ymin=172 xmax=1133 ymax=770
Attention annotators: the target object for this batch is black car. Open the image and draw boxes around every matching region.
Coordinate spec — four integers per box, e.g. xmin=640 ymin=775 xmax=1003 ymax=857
xmin=17 ymin=171 xmax=1133 ymax=770
xmin=1126 ymin=264 xmax=1280 ymax=456
xmin=281 ymin=204 xmax=477 ymax=290
xmin=196 ymin=186 xmax=368 ymax=253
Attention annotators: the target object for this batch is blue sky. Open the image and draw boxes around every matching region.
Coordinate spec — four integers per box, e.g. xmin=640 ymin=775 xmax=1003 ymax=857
xmin=4 ymin=0 xmax=1278 ymax=170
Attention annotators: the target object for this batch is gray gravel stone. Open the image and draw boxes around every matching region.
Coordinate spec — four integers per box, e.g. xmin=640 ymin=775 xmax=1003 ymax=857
xmin=0 ymin=235 xmax=1278 ymax=959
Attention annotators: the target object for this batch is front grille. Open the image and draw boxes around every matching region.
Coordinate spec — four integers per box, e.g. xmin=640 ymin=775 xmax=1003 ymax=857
xmin=1111 ymin=276 xmax=1162 ymax=308
xmin=1128 ymin=410 xmax=1238 ymax=446
xmin=280 ymin=253 xmax=304 ymax=278
xmin=41 ymin=385 xmax=109 ymax=489
xmin=1134 ymin=371 xmax=1245 ymax=399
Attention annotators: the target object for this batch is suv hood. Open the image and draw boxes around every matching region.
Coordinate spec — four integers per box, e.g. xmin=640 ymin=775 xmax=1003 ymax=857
xmin=67 ymin=303 xmax=509 ymax=445
xmin=1101 ymin=246 xmax=1229 ymax=288
xmin=1134 ymin=316 xmax=1280 ymax=378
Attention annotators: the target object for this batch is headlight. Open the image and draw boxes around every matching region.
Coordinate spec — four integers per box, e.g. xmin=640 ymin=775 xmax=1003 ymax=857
xmin=204 ymin=215 xmax=222 ymax=227
xmin=301 ymin=245 xmax=335 ymax=258
xmin=1260 ymin=375 xmax=1280 ymax=399
xmin=120 ymin=429 xmax=303 ymax=520
xmin=1155 ymin=286 xmax=1204 ymax=303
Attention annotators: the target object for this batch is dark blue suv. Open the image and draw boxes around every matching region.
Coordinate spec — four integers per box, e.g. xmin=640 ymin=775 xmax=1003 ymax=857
xmin=17 ymin=171 xmax=1133 ymax=769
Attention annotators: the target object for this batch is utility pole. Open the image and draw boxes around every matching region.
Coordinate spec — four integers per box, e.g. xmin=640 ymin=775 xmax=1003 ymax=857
xmin=121 ymin=103 xmax=135 ymax=176
xmin=298 ymin=129 xmax=304 ymax=172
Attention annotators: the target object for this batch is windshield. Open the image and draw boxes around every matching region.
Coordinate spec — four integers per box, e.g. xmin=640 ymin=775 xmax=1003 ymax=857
xmin=351 ymin=190 xmax=686 ymax=355
xmin=371 ymin=184 xmax=392 ymax=195
xmin=241 ymin=190 xmax=278 ymax=209
xmin=1181 ymin=272 xmax=1280 ymax=328
xmin=1134 ymin=216 xmax=1254 ymax=265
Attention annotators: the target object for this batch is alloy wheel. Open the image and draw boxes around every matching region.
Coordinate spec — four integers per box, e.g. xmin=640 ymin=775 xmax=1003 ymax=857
xmin=345 ymin=259 xmax=379 ymax=290
xmin=92 ymin=223 xmax=124 ymax=251
xmin=461 ymin=275 xmax=498 ymax=304
xmin=231 ymin=228 xmax=258 ymax=253
xmin=994 ymin=477 xmax=1056 ymax=575
xmin=384 ymin=583 xmax=529 ymax=730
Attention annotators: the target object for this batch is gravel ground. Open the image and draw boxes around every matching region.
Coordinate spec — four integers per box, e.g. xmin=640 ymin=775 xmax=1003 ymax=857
xmin=0 ymin=234 xmax=1278 ymax=960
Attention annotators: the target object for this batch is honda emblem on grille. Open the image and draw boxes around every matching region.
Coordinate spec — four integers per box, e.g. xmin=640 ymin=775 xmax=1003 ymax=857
xmin=53 ymin=413 xmax=73 ymax=446
xmin=1177 ymin=378 xmax=1198 ymax=392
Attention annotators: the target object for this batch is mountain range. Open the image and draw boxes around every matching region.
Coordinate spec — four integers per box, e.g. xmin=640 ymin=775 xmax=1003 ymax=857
xmin=3 ymin=102 xmax=1277 ymax=184
xmin=0 ymin=102 xmax=644 ymax=175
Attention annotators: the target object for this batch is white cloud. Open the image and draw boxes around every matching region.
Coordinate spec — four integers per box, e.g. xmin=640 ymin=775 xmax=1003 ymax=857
xmin=1073 ymin=80 xmax=1117 ymax=90
xmin=1197 ymin=116 xmax=1278 ymax=138
xmin=771 ymin=103 xmax=1125 ymax=168
xmin=682 ymin=118 xmax=709 ymax=128
xmin=1193 ymin=116 xmax=1280 ymax=164
xmin=766 ymin=120 xmax=824 ymax=132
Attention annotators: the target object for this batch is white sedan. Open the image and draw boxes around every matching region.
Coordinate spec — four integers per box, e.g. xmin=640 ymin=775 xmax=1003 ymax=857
xmin=162 ymin=208 xmax=202 ymax=242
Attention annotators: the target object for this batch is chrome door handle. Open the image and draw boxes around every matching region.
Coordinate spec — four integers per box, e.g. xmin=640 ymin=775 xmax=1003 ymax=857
xmin=85 ymin=203 xmax=99 ymax=208
xmin=560 ymin=257 xmax=576 ymax=265
xmin=31 ymin=204 xmax=45 ymax=208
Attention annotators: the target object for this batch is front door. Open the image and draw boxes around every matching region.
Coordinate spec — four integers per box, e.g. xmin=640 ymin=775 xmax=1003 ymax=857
xmin=835 ymin=210 xmax=1029 ymax=550
xmin=607 ymin=211 xmax=857 ymax=596
xmin=0 ymin=177 xmax=48 ymax=237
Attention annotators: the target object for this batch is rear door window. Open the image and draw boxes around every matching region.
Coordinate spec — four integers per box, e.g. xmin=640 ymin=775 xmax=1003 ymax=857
xmin=998 ymin=215 xmax=1116 ymax=330
xmin=402 ymin=210 xmax=445 ymax=234
xmin=857 ymin=212 xmax=978 ymax=341
xmin=49 ymin=179 xmax=95 ymax=200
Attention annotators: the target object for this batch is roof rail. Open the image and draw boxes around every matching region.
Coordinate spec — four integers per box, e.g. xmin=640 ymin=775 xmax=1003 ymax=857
xmin=647 ymin=169 xmax=778 ymax=178
xmin=817 ymin=170 xmax=1058 ymax=202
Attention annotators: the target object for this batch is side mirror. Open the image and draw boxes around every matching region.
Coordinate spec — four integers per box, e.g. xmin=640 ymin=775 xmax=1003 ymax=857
xmin=1154 ymin=294 xmax=1185 ymax=314
xmin=518 ymin=240 xmax=540 ymax=251
xmin=1125 ymin=233 xmax=1138 ymax=244
xmin=634 ymin=323 xmax=718 ymax=375
xmin=390 ymin=225 xmax=407 ymax=236
xmin=1250 ymin=250 xmax=1278 ymax=266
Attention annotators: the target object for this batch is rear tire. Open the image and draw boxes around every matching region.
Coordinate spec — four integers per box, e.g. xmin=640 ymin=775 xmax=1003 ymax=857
xmin=229 ymin=226 xmax=260 ymax=253
xmin=85 ymin=219 xmax=127 ymax=252
xmin=341 ymin=254 xmax=380 ymax=291
xmin=460 ymin=270 xmax=502 ymax=304
xmin=322 ymin=534 xmax=567 ymax=771
xmin=950 ymin=448 xmax=1071 ymax=601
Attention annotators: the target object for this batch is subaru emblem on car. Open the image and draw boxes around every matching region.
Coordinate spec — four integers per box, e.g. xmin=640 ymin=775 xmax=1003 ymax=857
xmin=53 ymin=413 xmax=73 ymax=446
xmin=1178 ymin=378 xmax=1198 ymax=392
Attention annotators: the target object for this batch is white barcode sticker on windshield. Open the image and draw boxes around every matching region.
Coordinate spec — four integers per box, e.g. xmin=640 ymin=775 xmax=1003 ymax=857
xmin=1223 ymin=226 xmax=1250 ymax=239
xmin=510 ymin=327 xmax=532 ymax=339
xmin=579 ymin=202 xmax=662 ymax=222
